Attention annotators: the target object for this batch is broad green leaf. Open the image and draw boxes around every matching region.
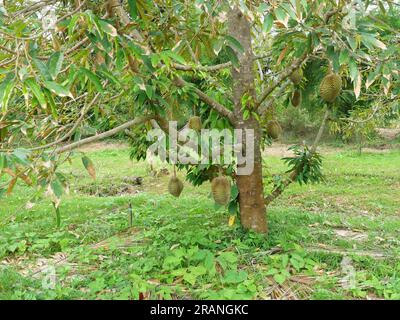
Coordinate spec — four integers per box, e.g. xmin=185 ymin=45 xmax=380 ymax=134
xmin=13 ymin=148 xmax=30 ymax=165
xmin=263 ymin=13 xmax=274 ymax=33
xmin=0 ymin=154 xmax=5 ymax=171
xmin=115 ymin=45 xmax=126 ymax=71
xmin=25 ymin=78 xmax=47 ymax=109
xmin=347 ymin=36 xmax=357 ymax=51
xmin=128 ymin=0 xmax=138 ymax=19
xmin=224 ymin=35 xmax=244 ymax=53
xmin=0 ymin=76 xmax=15 ymax=112
xmin=361 ymin=33 xmax=387 ymax=50
xmin=273 ymin=273 xmax=287 ymax=285
xmin=339 ymin=49 xmax=350 ymax=65
xmin=68 ymin=14 xmax=80 ymax=37
xmin=43 ymin=88 xmax=58 ymax=119
xmin=280 ymin=2 xmax=298 ymax=21
xmin=97 ymin=68 xmax=121 ymax=87
xmin=225 ymin=46 xmax=239 ymax=68
xmin=212 ymin=39 xmax=223 ymax=56
xmin=47 ymin=51 xmax=64 ymax=80
xmin=348 ymin=57 xmax=358 ymax=82
xmin=32 ymin=58 xmax=52 ymax=80
xmin=50 ymin=179 xmax=63 ymax=199
xmin=98 ymin=20 xmax=118 ymax=37
xmin=223 ymin=270 xmax=248 ymax=284
xmin=165 ymin=50 xmax=186 ymax=65
xmin=366 ymin=70 xmax=379 ymax=89
xmin=79 ymin=67 xmax=104 ymax=93
xmin=44 ymin=81 xmax=73 ymax=98
xmin=274 ymin=7 xmax=288 ymax=27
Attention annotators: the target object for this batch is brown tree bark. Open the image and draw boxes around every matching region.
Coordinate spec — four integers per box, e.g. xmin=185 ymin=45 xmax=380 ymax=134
xmin=228 ymin=8 xmax=267 ymax=233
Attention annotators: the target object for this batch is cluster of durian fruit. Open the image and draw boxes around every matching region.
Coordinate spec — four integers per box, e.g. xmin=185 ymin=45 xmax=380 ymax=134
xmin=168 ymin=114 xmax=231 ymax=205
xmin=266 ymin=66 xmax=342 ymax=140
xmin=167 ymin=67 xmax=342 ymax=202
xmin=289 ymin=66 xmax=342 ymax=106
xmin=168 ymin=168 xmax=231 ymax=206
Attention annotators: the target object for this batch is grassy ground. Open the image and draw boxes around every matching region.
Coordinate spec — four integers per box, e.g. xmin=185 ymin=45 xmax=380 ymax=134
xmin=0 ymin=143 xmax=399 ymax=300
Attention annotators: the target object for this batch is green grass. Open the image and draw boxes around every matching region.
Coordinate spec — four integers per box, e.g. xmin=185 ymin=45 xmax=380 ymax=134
xmin=0 ymin=145 xmax=399 ymax=300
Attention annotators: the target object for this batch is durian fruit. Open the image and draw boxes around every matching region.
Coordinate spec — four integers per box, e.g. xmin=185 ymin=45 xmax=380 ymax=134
xmin=319 ymin=72 xmax=342 ymax=103
xmin=211 ymin=175 xmax=231 ymax=206
xmin=291 ymin=89 xmax=302 ymax=107
xmin=168 ymin=176 xmax=184 ymax=197
xmin=266 ymin=120 xmax=282 ymax=139
xmin=188 ymin=116 xmax=202 ymax=131
xmin=289 ymin=68 xmax=303 ymax=85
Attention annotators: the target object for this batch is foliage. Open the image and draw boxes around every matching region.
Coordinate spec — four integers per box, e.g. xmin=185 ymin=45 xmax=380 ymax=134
xmin=283 ymin=145 xmax=324 ymax=185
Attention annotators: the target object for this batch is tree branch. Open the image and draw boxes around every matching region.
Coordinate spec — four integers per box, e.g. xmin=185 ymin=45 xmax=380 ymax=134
xmin=255 ymin=52 xmax=308 ymax=109
xmin=172 ymin=61 xmax=232 ymax=72
xmin=264 ymin=108 xmax=330 ymax=206
xmin=173 ymin=77 xmax=235 ymax=123
xmin=30 ymin=91 xmax=103 ymax=151
xmin=55 ymin=116 xmax=153 ymax=154
xmin=259 ymin=80 xmax=291 ymax=117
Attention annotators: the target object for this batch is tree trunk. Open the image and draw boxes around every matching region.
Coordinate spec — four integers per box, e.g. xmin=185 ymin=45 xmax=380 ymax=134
xmin=228 ymin=8 xmax=267 ymax=233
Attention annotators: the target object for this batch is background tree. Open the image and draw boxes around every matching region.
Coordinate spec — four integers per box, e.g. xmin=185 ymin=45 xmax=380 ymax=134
xmin=0 ymin=0 xmax=398 ymax=232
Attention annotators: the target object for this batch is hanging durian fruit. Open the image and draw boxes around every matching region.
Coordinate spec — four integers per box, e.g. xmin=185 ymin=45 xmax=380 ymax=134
xmin=319 ymin=72 xmax=342 ymax=103
xmin=211 ymin=175 xmax=231 ymax=206
xmin=188 ymin=116 xmax=202 ymax=131
xmin=266 ymin=120 xmax=282 ymax=139
xmin=168 ymin=166 xmax=183 ymax=197
xmin=289 ymin=68 xmax=303 ymax=85
xmin=291 ymin=89 xmax=302 ymax=107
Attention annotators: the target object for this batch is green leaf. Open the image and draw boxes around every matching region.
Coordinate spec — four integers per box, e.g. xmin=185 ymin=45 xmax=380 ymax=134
xmin=32 ymin=58 xmax=52 ymax=80
xmin=361 ymin=33 xmax=387 ymax=50
xmin=98 ymin=20 xmax=118 ymax=37
xmin=44 ymin=81 xmax=73 ymax=98
xmin=25 ymin=78 xmax=47 ymax=109
xmin=348 ymin=58 xmax=358 ymax=82
xmin=223 ymin=270 xmax=248 ymax=284
xmin=128 ymin=0 xmax=138 ymax=19
xmin=43 ymin=88 xmax=58 ymax=119
xmin=225 ymin=46 xmax=239 ymax=68
xmin=97 ymin=67 xmax=121 ymax=87
xmin=68 ymin=14 xmax=79 ymax=38
xmin=274 ymin=7 xmax=288 ymax=23
xmin=47 ymin=51 xmax=64 ymax=80
xmin=13 ymin=148 xmax=30 ymax=165
xmin=0 ymin=75 xmax=15 ymax=112
xmin=228 ymin=201 xmax=238 ymax=215
xmin=50 ymin=179 xmax=63 ymax=199
xmin=347 ymin=36 xmax=357 ymax=51
xmin=79 ymin=67 xmax=104 ymax=93
xmin=116 ymin=46 xmax=126 ymax=71
xmin=230 ymin=184 xmax=239 ymax=199
xmin=224 ymin=35 xmax=244 ymax=53
xmin=165 ymin=50 xmax=186 ymax=65
xmin=183 ymin=273 xmax=197 ymax=285
xmin=263 ymin=13 xmax=274 ymax=33
xmin=339 ymin=49 xmax=350 ymax=65
xmin=212 ymin=39 xmax=223 ymax=56
xmin=273 ymin=273 xmax=287 ymax=285
xmin=0 ymin=154 xmax=5 ymax=171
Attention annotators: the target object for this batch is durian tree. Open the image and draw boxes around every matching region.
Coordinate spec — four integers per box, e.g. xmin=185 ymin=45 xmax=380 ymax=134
xmin=0 ymin=0 xmax=398 ymax=233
